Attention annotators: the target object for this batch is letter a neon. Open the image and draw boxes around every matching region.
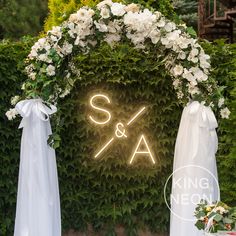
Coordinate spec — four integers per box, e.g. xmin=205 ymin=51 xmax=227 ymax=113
xmin=129 ymin=135 xmax=155 ymax=164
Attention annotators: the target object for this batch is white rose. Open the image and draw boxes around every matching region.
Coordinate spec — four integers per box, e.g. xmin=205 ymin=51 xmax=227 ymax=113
xmin=69 ymin=13 xmax=78 ymax=23
xmin=46 ymin=65 xmax=56 ymax=76
xmin=125 ymin=3 xmax=140 ymax=13
xmin=173 ymin=65 xmax=184 ymax=76
xmin=220 ymin=107 xmax=231 ymax=119
xmin=100 ymin=7 xmax=110 ymax=19
xmin=111 ymin=2 xmax=126 ymax=16
xmin=5 ymin=108 xmax=18 ymax=120
xmin=218 ymin=98 xmax=225 ymax=108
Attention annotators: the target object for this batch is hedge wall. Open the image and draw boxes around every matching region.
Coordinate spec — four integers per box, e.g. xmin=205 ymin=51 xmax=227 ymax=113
xmin=0 ymin=38 xmax=235 ymax=236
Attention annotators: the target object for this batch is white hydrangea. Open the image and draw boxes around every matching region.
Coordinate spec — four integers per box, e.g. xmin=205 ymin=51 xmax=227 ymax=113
xmin=5 ymin=108 xmax=18 ymax=120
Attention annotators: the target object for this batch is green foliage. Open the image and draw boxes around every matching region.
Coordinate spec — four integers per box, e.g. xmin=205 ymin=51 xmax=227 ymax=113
xmin=0 ymin=38 xmax=34 ymax=235
xmin=54 ymin=42 xmax=181 ymax=234
xmin=44 ymin=0 xmax=174 ymax=31
xmin=172 ymin=0 xmax=198 ymax=30
xmin=201 ymin=39 xmax=236 ymax=206
xmin=0 ymin=0 xmax=48 ymax=40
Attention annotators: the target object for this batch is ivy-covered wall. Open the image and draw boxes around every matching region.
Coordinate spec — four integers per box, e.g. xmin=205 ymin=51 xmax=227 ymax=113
xmin=0 ymin=38 xmax=236 ymax=235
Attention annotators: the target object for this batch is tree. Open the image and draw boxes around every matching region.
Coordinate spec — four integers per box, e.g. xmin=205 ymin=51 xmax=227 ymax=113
xmin=172 ymin=0 xmax=198 ymax=30
xmin=0 ymin=0 xmax=48 ymax=40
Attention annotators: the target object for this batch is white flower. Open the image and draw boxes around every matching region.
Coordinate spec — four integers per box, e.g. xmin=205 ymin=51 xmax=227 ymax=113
xmin=177 ymin=91 xmax=184 ymax=99
xmin=192 ymin=68 xmax=208 ymax=82
xmin=48 ymin=26 xmax=62 ymax=40
xmin=188 ymin=83 xmax=200 ymax=95
xmin=104 ymin=33 xmax=121 ymax=45
xmin=183 ymin=68 xmax=196 ymax=83
xmin=178 ymin=36 xmax=191 ymax=49
xmin=110 ymin=2 xmax=126 ymax=16
xmin=46 ymin=65 xmax=56 ymax=76
xmin=62 ymin=42 xmax=73 ymax=55
xmin=156 ymin=18 xmax=165 ymax=28
xmin=215 ymin=206 xmax=228 ymax=214
xmin=11 ymin=96 xmax=20 ymax=106
xmin=77 ymin=8 xmax=94 ymax=22
xmin=69 ymin=13 xmax=79 ymax=23
xmin=173 ymin=65 xmax=184 ymax=76
xmin=149 ymin=29 xmax=160 ymax=44
xmin=107 ymin=20 xmax=122 ymax=33
xmin=125 ymin=3 xmax=140 ymax=13
xmin=94 ymin=20 xmax=108 ymax=32
xmin=38 ymin=53 xmax=52 ymax=63
xmin=173 ymin=79 xmax=181 ymax=89
xmin=178 ymin=51 xmax=186 ymax=60
xmin=100 ymin=7 xmax=110 ymax=19
xmin=5 ymin=108 xmax=18 ymax=120
xmin=164 ymin=22 xmax=176 ymax=32
xmin=29 ymin=72 xmax=36 ymax=80
xmin=218 ymin=98 xmax=225 ymax=108
xmin=97 ymin=0 xmax=113 ymax=10
xmin=154 ymin=11 xmax=162 ymax=20
xmin=220 ymin=107 xmax=231 ymax=119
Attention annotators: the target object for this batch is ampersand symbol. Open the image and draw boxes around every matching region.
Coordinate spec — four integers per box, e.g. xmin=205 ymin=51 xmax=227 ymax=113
xmin=115 ymin=122 xmax=127 ymax=138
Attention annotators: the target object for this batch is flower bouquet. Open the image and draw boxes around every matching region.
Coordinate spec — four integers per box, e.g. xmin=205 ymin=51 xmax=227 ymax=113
xmin=195 ymin=200 xmax=236 ymax=235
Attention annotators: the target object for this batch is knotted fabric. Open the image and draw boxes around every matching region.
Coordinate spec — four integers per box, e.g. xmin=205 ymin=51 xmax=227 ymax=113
xmin=170 ymin=101 xmax=219 ymax=236
xmin=14 ymin=99 xmax=61 ymax=236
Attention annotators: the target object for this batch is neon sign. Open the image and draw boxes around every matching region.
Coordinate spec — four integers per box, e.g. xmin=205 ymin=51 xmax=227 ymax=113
xmin=88 ymin=93 xmax=155 ymax=165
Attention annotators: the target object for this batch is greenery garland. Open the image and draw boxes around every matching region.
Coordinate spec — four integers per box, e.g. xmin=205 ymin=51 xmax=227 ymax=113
xmin=6 ymin=0 xmax=230 ymax=126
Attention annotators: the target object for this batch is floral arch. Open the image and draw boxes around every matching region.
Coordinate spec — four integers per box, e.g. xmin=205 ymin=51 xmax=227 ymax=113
xmin=7 ymin=0 xmax=229 ymax=120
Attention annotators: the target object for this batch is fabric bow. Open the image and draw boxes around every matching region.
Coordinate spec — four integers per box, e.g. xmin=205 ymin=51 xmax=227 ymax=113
xmin=15 ymin=99 xmax=57 ymax=128
xmin=188 ymin=101 xmax=218 ymax=130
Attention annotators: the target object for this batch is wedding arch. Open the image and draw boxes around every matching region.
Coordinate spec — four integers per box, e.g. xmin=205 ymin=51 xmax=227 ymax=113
xmin=8 ymin=1 xmax=230 ymax=236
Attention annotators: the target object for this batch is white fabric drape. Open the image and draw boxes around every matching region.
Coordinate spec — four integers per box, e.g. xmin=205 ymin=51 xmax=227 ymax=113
xmin=170 ymin=101 xmax=220 ymax=236
xmin=14 ymin=99 xmax=61 ymax=236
